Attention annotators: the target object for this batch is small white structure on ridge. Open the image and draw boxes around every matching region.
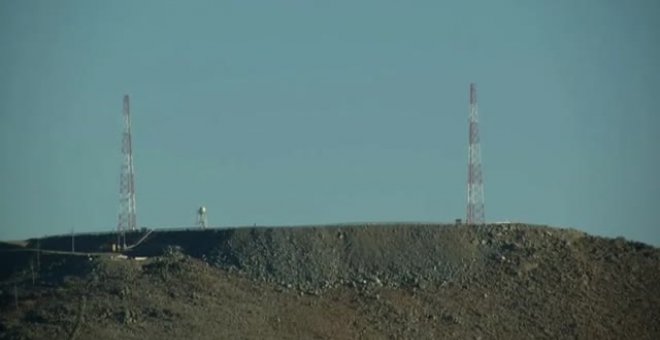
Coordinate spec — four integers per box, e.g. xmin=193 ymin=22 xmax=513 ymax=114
xmin=197 ymin=206 xmax=208 ymax=229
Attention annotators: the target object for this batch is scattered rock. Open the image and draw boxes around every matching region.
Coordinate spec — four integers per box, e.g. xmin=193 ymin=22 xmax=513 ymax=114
xmin=1 ymin=223 xmax=658 ymax=339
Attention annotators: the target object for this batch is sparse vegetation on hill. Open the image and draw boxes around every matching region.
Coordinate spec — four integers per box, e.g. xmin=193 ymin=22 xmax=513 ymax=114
xmin=1 ymin=224 xmax=659 ymax=339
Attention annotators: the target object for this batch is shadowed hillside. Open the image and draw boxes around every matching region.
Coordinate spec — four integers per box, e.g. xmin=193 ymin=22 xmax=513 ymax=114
xmin=1 ymin=223 xmax=659 ymax=339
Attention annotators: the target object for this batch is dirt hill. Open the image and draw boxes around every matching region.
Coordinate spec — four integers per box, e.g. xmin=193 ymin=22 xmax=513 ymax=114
xmin=1 ymin=223 xmax=659 ymax=339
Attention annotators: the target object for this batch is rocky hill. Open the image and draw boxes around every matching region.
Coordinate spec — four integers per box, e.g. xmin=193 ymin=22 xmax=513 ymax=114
xmin=1 ymin=223 xmax=658 ymax=339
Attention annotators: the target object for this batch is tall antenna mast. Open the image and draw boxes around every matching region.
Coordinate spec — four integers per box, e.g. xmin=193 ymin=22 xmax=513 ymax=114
xmin=118 ymin=95 xmax=137 ymax=246
xmin=467 ymin=83 xmax=485 ymax=225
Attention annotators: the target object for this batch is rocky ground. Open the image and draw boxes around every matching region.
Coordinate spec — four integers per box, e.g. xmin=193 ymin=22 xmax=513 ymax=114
xmin=0 ymin=223 xmax=659 ymax=339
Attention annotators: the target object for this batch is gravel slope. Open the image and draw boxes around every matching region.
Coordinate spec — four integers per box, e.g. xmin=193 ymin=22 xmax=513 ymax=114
xmin=1 ymin=223 xmax=658 ymax=339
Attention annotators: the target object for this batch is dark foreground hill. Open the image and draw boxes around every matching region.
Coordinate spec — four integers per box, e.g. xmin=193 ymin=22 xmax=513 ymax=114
xmin=1 ymin=223 xmax=659 ymax=339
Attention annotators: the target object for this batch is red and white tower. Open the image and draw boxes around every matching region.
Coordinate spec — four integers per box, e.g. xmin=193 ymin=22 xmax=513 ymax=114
xmin=118 ymin=95 xmax=137 ymax=244
xmin=467 ymin=83 xmax=485 ymax=225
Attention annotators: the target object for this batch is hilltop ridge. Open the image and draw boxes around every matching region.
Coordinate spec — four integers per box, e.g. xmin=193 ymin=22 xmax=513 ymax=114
xmin=1 ymin=223 xmax=658 ymax=339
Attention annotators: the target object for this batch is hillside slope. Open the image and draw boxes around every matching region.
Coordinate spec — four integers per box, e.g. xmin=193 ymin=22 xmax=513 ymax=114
xmin=1 ymin=223 xmax=659 ymax=339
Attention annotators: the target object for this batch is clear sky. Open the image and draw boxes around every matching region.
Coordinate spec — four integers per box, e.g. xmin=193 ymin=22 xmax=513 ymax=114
xmin=1 ymin=1 xmax=659 ymax=244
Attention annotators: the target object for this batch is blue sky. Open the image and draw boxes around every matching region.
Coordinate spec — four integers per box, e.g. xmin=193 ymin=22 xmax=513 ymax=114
xmin=1 ymin=1 xmax=659 ymax=244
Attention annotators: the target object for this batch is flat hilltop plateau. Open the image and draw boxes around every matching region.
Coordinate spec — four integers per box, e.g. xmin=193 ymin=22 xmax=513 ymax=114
xmin=0 ymin=223 xmax=659 ymax=339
